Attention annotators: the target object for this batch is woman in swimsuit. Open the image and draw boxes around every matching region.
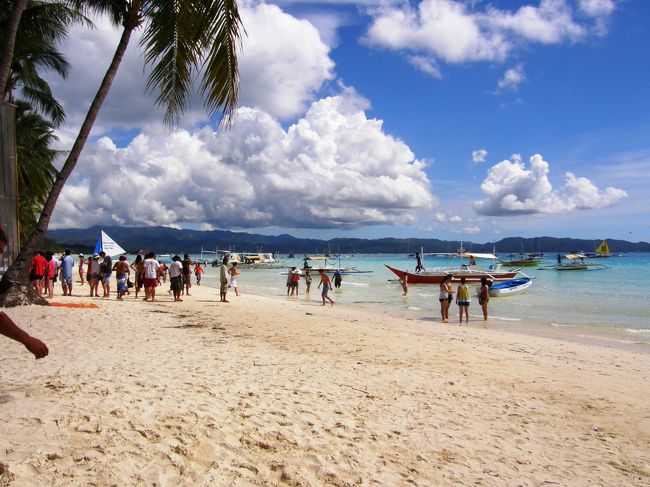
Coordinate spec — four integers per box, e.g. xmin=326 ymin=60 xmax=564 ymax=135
xmin=439 ymin=275 xmax=453 ymax=322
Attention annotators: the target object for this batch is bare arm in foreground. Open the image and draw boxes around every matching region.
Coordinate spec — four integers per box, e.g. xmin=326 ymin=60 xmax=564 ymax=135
xmin=0 ymin=312 xmax=49 ymax=359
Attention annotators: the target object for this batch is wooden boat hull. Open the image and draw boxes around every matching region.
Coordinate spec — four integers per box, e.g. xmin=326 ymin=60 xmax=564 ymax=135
xmin=385 ymin=265 xmax=520 ymax=284
xmin=487 ymin=277 xmax=532 ymax=297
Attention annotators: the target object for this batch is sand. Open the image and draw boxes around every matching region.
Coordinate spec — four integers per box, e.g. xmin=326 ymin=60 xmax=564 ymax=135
xmin=1 ymin=282 xmax=649 ymax=486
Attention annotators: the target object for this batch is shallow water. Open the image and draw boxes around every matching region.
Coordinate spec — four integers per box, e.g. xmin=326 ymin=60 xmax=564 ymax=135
xmin=189 ymin=252 xmax=650 ymax=351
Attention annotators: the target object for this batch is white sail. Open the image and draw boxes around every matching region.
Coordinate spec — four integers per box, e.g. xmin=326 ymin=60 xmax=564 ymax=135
xmin=98 ymin=230 xmax=126 ymax=257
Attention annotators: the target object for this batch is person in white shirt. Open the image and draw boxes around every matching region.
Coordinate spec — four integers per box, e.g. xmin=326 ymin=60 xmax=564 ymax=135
xmin=169 ymin=255 xmax=183 ymax=302
xmin=143 ymin=252 xmax=161 ymax=301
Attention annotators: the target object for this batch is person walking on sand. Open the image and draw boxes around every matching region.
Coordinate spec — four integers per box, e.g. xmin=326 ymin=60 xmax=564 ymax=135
xmin=169 ymin=255 xmax=183 ymax=302
xmin=182 ymin=254 xmax=192 ymax=296
xmin=131 ymin=255 xmax=145 ymax=299
xmin=304 ymin=269 xmax=312 ymax=293
xmin=318 ymin=270 xmax=334 ymax=306
xmin=194 ymin=263 xmax=204 ymax=286
xmin=479 ymin=277 xmax=490 ymax=321
xmin=219 ymin=255 xmax=229 ymax=302
xmin=439 ymin=275 xmax=454 ymax=322
xmin=44 ymin=251 xmax=56 ymax=299
xmin=29 ymin=250 xmax=47 ymax=297
xmin=60 ymin=249 xmax=74 ymax=296
xmin=112 ymin=255 xmax=130 ymax=300
xmin=143 ymin=252 xmax=161 ymax=301
xmin=228 ymin=261 xmax=240 ymax=296
xmin=89 ymin=254 xmax=102 ymax=297
xmin=99 ymin=251 xmax=112 ymax=298
xmin=78 ymin=253 xmax=86 ymax=285
xmin=456 ymin=277 xmax=470 ymax=324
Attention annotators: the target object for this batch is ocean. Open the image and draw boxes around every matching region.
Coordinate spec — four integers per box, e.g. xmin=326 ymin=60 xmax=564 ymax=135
xmin=189 ymin=252 xmax=650 ymax=351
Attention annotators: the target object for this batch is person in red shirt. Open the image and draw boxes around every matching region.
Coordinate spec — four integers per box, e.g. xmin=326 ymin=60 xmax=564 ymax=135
xmin=29 ymin=250 xmax=48 ymax=297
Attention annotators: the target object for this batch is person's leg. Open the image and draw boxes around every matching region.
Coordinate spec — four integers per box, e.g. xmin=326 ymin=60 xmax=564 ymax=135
xmin=482 ymin=302 xmax=488 ymax=320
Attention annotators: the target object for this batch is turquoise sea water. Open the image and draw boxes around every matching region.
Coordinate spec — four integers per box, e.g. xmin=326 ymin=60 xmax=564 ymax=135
xmin=187 ymin=253 xmax=650 ymax=351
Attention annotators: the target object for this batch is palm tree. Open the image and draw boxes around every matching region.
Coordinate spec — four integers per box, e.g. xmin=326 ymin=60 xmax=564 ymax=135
xmin=14 ymin=101 xmax=60 ymax=244
xmin=1 ymin=0 xmax=89 ymax=118
xmin=0 ymin=0 xmax=243 ymax=306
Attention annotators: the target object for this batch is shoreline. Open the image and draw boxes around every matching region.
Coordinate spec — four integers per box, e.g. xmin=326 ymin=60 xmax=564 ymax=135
xmin=1 ymin=283 xmax=649 ymax=484
xmin=199 ymin=277 xmax=650 ymax=354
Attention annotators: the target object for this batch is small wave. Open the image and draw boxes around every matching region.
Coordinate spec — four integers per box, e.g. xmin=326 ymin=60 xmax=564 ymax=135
xmin=551 ymin=322 xmax=574 ymax=328
xmin=493 ymin=316 xmax=521 ymax=322
xmin=625 ymin=328 xmax=650 ymax=334
xmin=343 ymin=282 xmax=370 ymax=287
xmin=407 ymin=306 xmax=422 ymax=311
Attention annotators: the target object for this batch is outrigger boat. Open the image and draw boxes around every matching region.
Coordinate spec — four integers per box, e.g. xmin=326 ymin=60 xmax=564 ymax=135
xmin=296 ymin=256 xmax=372 ymax=275
xmin=385 ymin=252 xmax=521 ymax=284
xmin=539 ymin=254 xmax=608 ymax=271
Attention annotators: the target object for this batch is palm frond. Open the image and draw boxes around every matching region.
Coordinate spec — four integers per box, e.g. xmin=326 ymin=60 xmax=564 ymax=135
xmin=140 ymin=0 xmax=243 ymax=127
xmin=198 ymin=0 xmax=243 ymax=126
xmin=141 ymin=0 xmax=199 ymax=126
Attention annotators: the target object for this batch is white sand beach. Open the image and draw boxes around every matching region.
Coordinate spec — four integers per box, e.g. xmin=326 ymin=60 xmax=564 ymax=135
xmin=1 ymin=283 xmax=649 ymax=486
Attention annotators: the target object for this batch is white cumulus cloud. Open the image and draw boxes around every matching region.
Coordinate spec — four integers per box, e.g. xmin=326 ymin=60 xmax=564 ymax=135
xmin=473 ymin=153 xmax=627 ymax=216
xmin=48 ymin=1 xmax=336 ymax=143
xmin=52 ymin=92 xmax=436 ymax=230
xmin=364 ymin=0 xmax=615 ymax=73
xmin=497 ymin=64 xmax=526 ymax=90
xmin=472 ymin=148 xmax=488 ymax=163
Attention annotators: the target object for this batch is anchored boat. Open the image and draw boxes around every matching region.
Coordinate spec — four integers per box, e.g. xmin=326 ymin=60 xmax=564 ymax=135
xmin=385 ymin=252 xmax=521 ymax=284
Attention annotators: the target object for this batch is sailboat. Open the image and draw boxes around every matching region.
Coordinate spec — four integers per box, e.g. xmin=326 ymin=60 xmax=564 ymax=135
xmin=585 ymin=240 xmax=611 ymax=258
xmin=93 ymin=230 xmax=127 ymax=257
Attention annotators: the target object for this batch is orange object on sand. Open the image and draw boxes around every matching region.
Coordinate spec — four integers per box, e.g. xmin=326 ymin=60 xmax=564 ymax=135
xmin=49 ymin=302 xmax=99 ymax=309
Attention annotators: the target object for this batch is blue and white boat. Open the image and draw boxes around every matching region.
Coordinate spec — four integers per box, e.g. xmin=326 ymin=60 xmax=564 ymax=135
xmin=487 ymin=276 xmax=532 ymax=297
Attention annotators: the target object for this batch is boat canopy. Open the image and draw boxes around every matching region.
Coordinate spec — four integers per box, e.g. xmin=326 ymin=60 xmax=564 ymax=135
xmin=306 ymin=256 xmax=328 ymax=260
xmin=565 ymin=254 xmax=586 ymax=260
xmin=460 ymin=252 xmax=498 ymax=260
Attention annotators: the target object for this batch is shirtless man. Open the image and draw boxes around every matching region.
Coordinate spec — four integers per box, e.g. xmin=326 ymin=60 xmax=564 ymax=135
xmin=112 ymin=255 xmax=131 ymax=300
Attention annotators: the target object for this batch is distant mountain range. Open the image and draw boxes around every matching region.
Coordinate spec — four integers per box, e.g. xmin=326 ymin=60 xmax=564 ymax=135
xmin=46 ymin=225 xmax=650 ymax=255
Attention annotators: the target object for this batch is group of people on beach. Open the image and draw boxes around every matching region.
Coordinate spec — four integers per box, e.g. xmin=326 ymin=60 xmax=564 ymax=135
xmin=27 ymin=249 xmax=241 ymax=304
xmin=437 ymin=276 xmax=490 ymax=323
xmin=286 ymin=267 xmax=335 ymax=306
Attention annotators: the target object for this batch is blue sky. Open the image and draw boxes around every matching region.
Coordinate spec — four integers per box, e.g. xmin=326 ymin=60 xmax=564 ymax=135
xmin=48 ymin=0 xmax=650 ymax=242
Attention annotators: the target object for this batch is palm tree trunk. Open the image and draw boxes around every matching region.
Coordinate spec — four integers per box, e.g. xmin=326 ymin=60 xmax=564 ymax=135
xmin=0 ymin=23 xmax=136 ymax=307
xmin=0 ymin=0 xmax=29 ymax=96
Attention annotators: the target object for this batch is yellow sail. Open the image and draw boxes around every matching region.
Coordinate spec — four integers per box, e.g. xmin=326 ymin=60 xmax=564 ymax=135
xmin=595 ymin=240 xmax=610 ymax=255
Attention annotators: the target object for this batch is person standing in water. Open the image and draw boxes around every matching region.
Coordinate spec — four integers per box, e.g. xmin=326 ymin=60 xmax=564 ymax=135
xmin=478 ymin=277 xmax=490 ymax=321
xmin=304 ymin=269 xmax=313 ymax=293
xmin=228 ymin=261 xmax=240 ymax=296
xmin=439 ymin=275 xmax=454 ymax=322
xmin=333 ymin=269 xmax=342 ymax=288
xmin=318 ymin=270 xmax=334 ymax=306
xmin=219 ymin=255 xmax=229 ymax=302
xmin=456 ymin=277 xmax=470 ymax=324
